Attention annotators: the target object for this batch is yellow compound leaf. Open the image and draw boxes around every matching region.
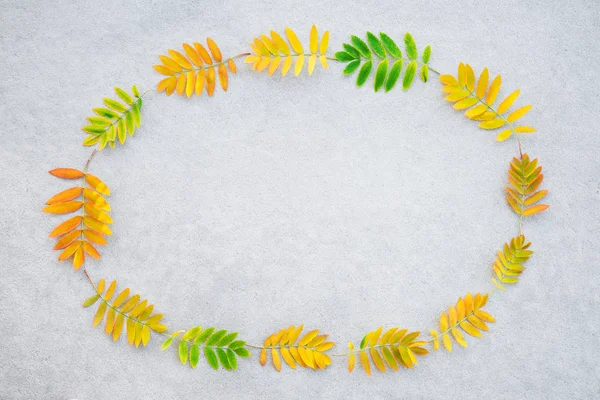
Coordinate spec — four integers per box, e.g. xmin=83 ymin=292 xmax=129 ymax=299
xmin=285 ymin=27 xmax=303 ymax=53
xmin=206 ymin=38 xmax=222 ymax=62
xmin=507 ymin=105 xmax=532 ymax=122
xmin=497 ymin=89 xmax=520 ymax=114
xmin=359 ymin=351 xmax=371 ymax=376
xmin=309 ymin=25 xmax=318 ymax=53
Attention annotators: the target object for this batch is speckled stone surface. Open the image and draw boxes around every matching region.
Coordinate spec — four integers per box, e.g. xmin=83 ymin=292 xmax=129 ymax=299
xmin=1 ymin=0 xmax=599 ymax=398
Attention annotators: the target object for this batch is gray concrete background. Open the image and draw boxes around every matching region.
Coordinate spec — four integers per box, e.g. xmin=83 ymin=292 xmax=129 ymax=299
xmin=1 ymin=0 xmax=599 ymax=398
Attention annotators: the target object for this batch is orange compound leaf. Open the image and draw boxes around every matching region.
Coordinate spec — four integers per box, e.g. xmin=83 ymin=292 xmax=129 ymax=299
xmin=85 ymin=174 xmax=110 ymax=195
xmin=84 ymin=216 xmax=113 ymax=236
xmin=49 ymin=168 xmax=84 ymax=179
xmin=228 ymin=58 xmax=237 ymax=74
xmin=83 ymin=241 xmax=101 ymax=259
xmin=206 ymin=37 xmax=222 ymax=62
xmin=83 ymin=188 xmax=110 ymax=211
xmin=46 ymin=187 xmax=82 ymax=205
xmin=83 ymin=229 xmax=108 ymax=245
xmin=58 ymin=240 xmax=82 ymax=261
xmin=154 ymin=38 xmax=234 ymax=97
xmin=49 ymin=215 xmax=82 ymax=237
xmin=73 ymin=246 xmax=85 ymax=270
xmin=84 ymin=202 xmax=113 ymax=224
xmin=53 ymin=230 xmax=81 ymax=250
xmin=43 ymin=201 xmax=83 ymax=214
xmin=218 ymin=64 xmax=228 ymax=91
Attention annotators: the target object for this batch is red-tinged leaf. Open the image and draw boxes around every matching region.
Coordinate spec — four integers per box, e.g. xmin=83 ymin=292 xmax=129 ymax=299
xmin=85 ymin=174 xmax=110 ymax=195
xmin=43 ymin=201 xmax=83 ymax=214
xmin=523 ymin=204 xmax=549 ymax=216
xmin=53 ymin=230 xmax=81 ymax=250
xmin=49 ymin=216 xmax=82 ymax=237
xmin=49 ymin=168 xmax=85 ymax=179
xmin=46 ymin=187 xmax=83 ymax=204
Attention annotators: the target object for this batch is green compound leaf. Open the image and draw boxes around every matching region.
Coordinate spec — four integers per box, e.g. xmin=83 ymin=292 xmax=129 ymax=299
xmin=343 ymin=43 xmax=360 ymax=58
xmin=335 ymin=51 xmax=355 ymax=62
xmin=366 ymin=32 xmax=385 ymax=58
xmin=422 ymin=45 xmax=431 ymax=64
xmin=374 ymin=59 xmax=388 ymax=92
xmin=343 ymin=60 xmax=361 ymax=75
xmin=386 ymin=60 xmax=403 ymax=92
xmin=205 ymin=347 xmax=219 ymax=370
xmin=405 ymin=33 xmax=417 ymax=59
xmin=179 ymin=341 xmax=188 ymax=364
xmin=163 ymin=326 xmax=250 ymax=371
xmin=337 ymin=32 xmax=431 ymax=92
xmin=82 ymin=85 xmax=142 ymax=150
xmin=420 ymin=65 xmax=429 ymax=83
xmin=357 ymin=60 xmax=373 ymax=87
xmin=380 ymin=33 xmax=402 ymax=58
xmin=403 ymin=61 xmax=417 ymax=90
xmin=351 ymin=35 xmax=371 ymax=58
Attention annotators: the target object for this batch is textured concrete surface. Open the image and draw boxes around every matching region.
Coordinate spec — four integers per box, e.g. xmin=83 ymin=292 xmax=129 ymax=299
xmin=1 ymin=0 xmax=599 ymax=398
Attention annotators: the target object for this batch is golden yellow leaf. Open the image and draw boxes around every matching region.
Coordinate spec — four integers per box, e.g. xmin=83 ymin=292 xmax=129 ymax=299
xmin=442 ymin=333 xmax=452 ymax=352
xmin=206 ymin=67 xmax=216 ymax=96
xmin=113 ymin=313 xmax=124 ymax=341
xmin=439 ymin=74 xmax=458 ymax=86
xmin=475 ymin=67 xmax=489 ymax=98
xmin=159 ymin=55 xmax=181 ymax=73
xmin=282 ymin=55 xmax=293 ymax=76
xmin=195 ymin=70 xmax=205 ymax=96
xmin=168 ymin=49 xmax=192 ymax=69
xmin=453 ymin=97 xmax=478 ymax=110
xmin=496 ymin=129 xmax=513 ymax=141
xmin=308 ymin=54 xmax=317 ymax=75
xmin=272 ymin=348 xmax=282 ymax=371
xmin=206 ymin=38 xmax=222 ymax=62
xmin=93 ymin=301 xmax=107 ymax=327
xmin=73 ymin=246 xmax=85 ymax=269
xmin=194 ymin=42 xmax=212 ymax=64
xmin=228 ymin=58 xmax=237 ymax=74
xmin=479 ymin=118 xmax=506 ymax=130
xmin=485 ymin=75 xmax=502 ymax=104
xmin=370 ymin=348 xmax=385 ymax=372
xmin=83 ymin=188 xmax=110 ymax=211
xmin=280 ymin=347 xmax=296 ymax=369
xmin=320 ymin=31 xmax=329 ymax=54
xmin=285 ymin=27 xmax=303 ymax=53
xmin=309 ymin=25 xmax=318 ymax=53
xmin=497 ymin=89 xmax=520 ymax=114
xmin=84 ymin=216 xmax=112 ymax=235
xmin=83 ymin=241 xmax=101 ymax=259
xmin=183 ymin=43 xmax=203 ymax=67
xmin=218 ymin=64 xmax=228 ymax=91
xmin=83 ymin=229 xmax=107 ymax=245
xmin=185 ymin=70 xmax=195 ymax=98
xmin=84 ymin=202 xmax=112 ymax=224
xmin=465 ymin=64 xmax=475 ymax=91
xmin=295 ymin=54 xmax=305 ymax=76
xmin=259 ymin=348 xmax=267 ymax=366
xmin=507 ymin=105 xmax=532 ymax=122
xmin=515 ymin=126 xmax=536 ymax=133
xmin=359 ymin=350 xmax=371 ymax=375
xmin=141 ymin=325 xmax=151 ymax=346
xmin=176 ymin=72 xmax=186 ymax=96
